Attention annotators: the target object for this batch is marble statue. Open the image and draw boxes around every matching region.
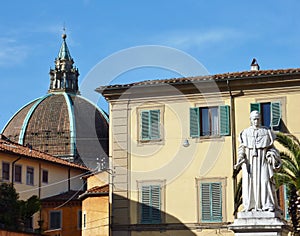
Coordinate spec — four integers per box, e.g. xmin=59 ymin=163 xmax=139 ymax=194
xmin=235 ymin=110 xmax=281 ymax=212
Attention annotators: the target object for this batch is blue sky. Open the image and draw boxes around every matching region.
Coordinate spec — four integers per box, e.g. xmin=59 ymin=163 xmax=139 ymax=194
xmin=1 ymin=0 xmax=300 ymax=129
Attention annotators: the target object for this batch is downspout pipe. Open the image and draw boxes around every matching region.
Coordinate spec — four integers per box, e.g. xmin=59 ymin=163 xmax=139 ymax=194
xmin=68 ymin=168 xmax=71 ymax=191
xmin=38 ymin=163 xmax=41 ymax=198
xmin=226 ymin=80 xmax=237 ymax=170
xmin=12 ymin=156 xmax=22 ymax=187
xmin=226 ymin=80 xmax=244 ymax=216
xmin=38 ymin=163 xmax=42 ymax=232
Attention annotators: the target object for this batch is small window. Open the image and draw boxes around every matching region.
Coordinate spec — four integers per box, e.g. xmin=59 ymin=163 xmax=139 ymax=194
xmin=83 ymin=212 xmax=87 ymax=229
xmin=14 ymin=165 xmax=22 ymax=183
xmin=250 ymin=102 xmax=281 ymax=129
xmin=196 ymin=178 xmax=226 ymax=223
xmin=50 ymin=211 xmax=61 ymax=229
xmin=140 ymin=110 xmax=160 ymax=141
xmin=26 ymin=167 xmax=34 ymax=185
xmin=190 ymin=105 xmax=230 ymax=137
xmin=200 ymin=182 xmax=222 ymax=222
xmin=2 ymin=162 xmax=10 ymax=181
xmin=78 ymin=210 xmax=82 ymax=229
xmin=42 ymin=170 xmax=48 ymax=184
xmin=140 ymin=185 xmax=161 ymax=224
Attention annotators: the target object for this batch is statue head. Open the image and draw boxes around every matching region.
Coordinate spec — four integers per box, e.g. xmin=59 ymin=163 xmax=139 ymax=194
xmin=250 ymin=110 xmax=260 ymax=127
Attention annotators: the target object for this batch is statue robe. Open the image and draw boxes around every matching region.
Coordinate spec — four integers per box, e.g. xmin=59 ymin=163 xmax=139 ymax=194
xmin=239 ymin=126 xmax=281 ymax=212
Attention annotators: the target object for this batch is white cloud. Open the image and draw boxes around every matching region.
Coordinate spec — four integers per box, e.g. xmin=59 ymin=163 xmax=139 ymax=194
xmin=155 ymin=28 xmax=245 ymax=50
xmin=0 ymin=23 xmax=65 ymax=67
xmin=0 ymin=37 xmax=28 ymax=67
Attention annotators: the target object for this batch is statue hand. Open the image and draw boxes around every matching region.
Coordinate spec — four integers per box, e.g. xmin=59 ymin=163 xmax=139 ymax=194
xmin=235 ymin=154 xmax=246 ymax=169
xmin=266 ymin=155 xmax=273 ymax=164
xmin=266 ymin=151 xmax=276 ymax=165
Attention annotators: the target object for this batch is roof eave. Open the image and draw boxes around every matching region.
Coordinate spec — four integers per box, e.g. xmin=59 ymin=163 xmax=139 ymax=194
xmin=97 ymin=70 xmax=300 ymax=100
xmin=78 ymin=191 xmax=109 ymax=200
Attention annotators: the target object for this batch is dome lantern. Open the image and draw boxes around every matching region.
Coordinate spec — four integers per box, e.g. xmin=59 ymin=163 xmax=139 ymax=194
xmin=49 ymin=33 xmax=79 ymax=94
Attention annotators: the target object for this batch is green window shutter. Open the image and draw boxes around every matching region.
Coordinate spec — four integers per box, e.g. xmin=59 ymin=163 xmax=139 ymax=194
xmin=150 ymin=110 xmax=160 ymax=140
xmin=201 ymin=183 xmax=211 ymax=221
xmin=150 ymin=185 xmax=161 ymax=223
xmin=141 ymin=111 xmax=150 ymax=140
xmin=190 ymin=107 xmax=200 ymax=137
xmin=219 ymin=105 xmax=230 ymax=136
xmin=141 ymin=186 xmax=151 ymax=223
xmin=271 ymin=101 xmax=281 ymax=127
xmin=211 ymin=183 xmax=222 ymax=221
xmin=141 ymin=110 xmax=160 ymax=140
xmin=201 ymin=182 xmax=222 ymax=222
xmin=250 ymin=103 xmax=261 ymax=113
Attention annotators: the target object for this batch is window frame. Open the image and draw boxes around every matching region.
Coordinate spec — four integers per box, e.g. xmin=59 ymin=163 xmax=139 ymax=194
xmin=49 ymin=210 xmax=62 ymax=230
xmin=200 ymin=106 xmax=219 ymax=136
xmin=14 ymin=164 xmax=22 ymax=183
xmin=190 ymin=105 xmax=230 ymax=138
xmin=2 ymin=162 xmax=10 ymax=181
xmin=42 ymin=169 xmax=48 ymax=184
xmin=196 ymin=177 xmax=227 ymax=223
xmin=137 ymin=179 xmax=166 ymax=224
xmin=26 ymin=166 xmax=34 ymax=185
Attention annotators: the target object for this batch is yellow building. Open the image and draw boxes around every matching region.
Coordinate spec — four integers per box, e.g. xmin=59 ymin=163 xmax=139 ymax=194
xmin=41 ymin=190 xmax=84 ymax=236
xmin=79 ymin=171 xmax=109 ymax=236
xmin=97 ymin=65 xmax=300 ymax=235
xmin=0 ymin=134 xmax=89 ymax=233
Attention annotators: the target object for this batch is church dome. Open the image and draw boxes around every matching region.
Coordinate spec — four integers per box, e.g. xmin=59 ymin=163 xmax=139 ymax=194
xmin=2 ymin=34 xmax=108 ymax=169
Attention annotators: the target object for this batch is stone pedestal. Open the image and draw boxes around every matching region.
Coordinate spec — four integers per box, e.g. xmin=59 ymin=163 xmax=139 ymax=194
xmin=229 ymin=211 xmax=291 ymax=236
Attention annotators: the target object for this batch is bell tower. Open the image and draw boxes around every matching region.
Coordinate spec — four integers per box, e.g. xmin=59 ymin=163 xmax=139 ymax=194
xmin=48 ymin=33 xmax=79 ymax=94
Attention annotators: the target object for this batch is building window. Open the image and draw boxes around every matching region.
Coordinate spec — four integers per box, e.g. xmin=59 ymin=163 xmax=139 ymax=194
xmin=83 ymin=212 xmax=87 ymax=229
xmin=140 ymin=109 xmax=160 ymax=141
xmin=250 ymin=102 xmax=281 ymax=129
xmin=42 ymin=170 xmax=48 ymax=184
xmin=2 ymin=162 xmax=10 ymax=181
xmin=141 ymin=185 xmax=161 ymax=223
xmin=137 ymin=180 xmax=165 ymax=224
xmin=78 ymin=210 xmax=82 ymax=229
xmin=190 ymin=105 xmax=230 ymax=137
xmin=14 ymin=165 xmax=22 ymax=183
xmin=49 ymin=210 xmax=62 ymax=229
xmin=197 ymin=178 xmax=226 ymax=223
xmin=26 ymin=167 xmax=34 ymax=185
xmin=201 ymin=182 xmax=222 ymax=222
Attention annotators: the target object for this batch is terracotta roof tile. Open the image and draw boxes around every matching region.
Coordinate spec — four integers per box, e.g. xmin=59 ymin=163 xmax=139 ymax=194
xmin=98 ymin=67 xmax=300 ymax=90
xmin=78 ymin=184 xmax=109 ymax=200
xmin=0 ymin=134 xmax=89 ymax=171
xmin=87 ymin=184 xmax=109 ymax=194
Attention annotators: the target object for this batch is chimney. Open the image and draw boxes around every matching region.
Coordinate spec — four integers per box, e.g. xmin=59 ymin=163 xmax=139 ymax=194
xmin=250 ymin=58 xmax=260 ymax=71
